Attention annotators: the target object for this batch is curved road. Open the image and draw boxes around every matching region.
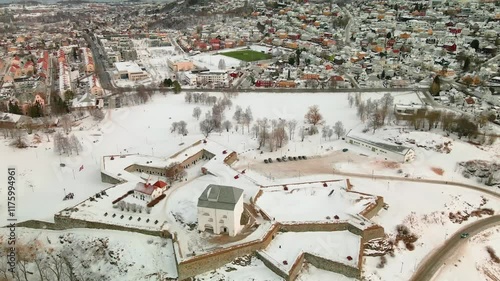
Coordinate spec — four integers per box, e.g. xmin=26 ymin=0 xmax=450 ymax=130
xmin=330 ymin=169 xmax=500 ymax=281
xmin=409 ymin=215 xmax=500 ymax=281
xmin=331 ymin=170 xmax=500 ymax=199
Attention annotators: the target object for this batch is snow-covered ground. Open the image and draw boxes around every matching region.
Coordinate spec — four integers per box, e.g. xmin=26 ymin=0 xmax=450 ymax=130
xmin=0 ymin=227 xmax=178 ymax=280
xmin=296 ymin=264 xmax=358 ymax=281
xmin=256 ymin=181 xmax=377 ymax=224
xmin=1 ymin=90 xmax=499 ymax=280
xmin=431 ymin=225 xmax=500 ymax=281
xmin=262 ymin=231 xmax=361 ymax=272
xmin=195 ymin=254 xmax=282 ymax=281
xmin=353 ymin=178 xmax=500 ymax=281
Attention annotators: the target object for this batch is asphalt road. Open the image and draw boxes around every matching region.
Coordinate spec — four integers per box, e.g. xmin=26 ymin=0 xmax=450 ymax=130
xmin=409 ymin=215 xmax=500 ymax=281
xmin=331 ymin=170 xmax=500 ymax=281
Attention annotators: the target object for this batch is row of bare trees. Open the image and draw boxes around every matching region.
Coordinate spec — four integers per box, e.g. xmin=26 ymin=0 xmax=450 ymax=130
xmin=198 ymin=100 xmax=253 ymax=137
xmin=0 ymin=240 xmax=108 ymax=281
xmin=251 ymin=118 xmax=288 ymax=152
xmin=170 ymin=121 xmax=188 ymax=135
xmin=54 ymin=133 xmax=82 ymax=156
xmin=349 ymin=93 xmax=394 ymax=133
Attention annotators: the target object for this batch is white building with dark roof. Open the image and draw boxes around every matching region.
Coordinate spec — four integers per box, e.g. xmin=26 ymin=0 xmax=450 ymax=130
xmin=197 ymin=184 xmax=244 ymax=236
xmin=345 ymin=133 xmax=415 ymax=163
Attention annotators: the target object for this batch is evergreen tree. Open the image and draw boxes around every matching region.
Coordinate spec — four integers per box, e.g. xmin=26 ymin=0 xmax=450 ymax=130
xmin=8 ymin=101 xmax=22 ymax=115
xmin=430 ymin=76 xmax=441 ymax=96
xmin=172 ymin=80 xmax=181 ymax=94
xmin=28 ymin=101 xmax=43 ymax=118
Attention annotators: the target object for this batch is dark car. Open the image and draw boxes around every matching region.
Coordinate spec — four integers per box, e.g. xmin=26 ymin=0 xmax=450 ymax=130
xmin=342 ymin=148 xmax=349 ymax=152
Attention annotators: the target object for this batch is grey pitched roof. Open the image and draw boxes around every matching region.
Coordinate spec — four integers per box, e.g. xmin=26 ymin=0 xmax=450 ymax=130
xmin=197 ymin=184 xmax=243 ymax=211
xmin=348 ymin=134 xmax=412 ymax=155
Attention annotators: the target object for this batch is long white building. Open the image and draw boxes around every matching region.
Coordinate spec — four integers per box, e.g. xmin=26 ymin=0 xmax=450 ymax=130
xmin=345 ymin=133 xmax=415 ymax=163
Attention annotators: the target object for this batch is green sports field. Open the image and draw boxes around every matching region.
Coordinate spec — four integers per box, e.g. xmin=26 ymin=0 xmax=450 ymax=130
xmin=221 ymin=50 xmax=272 ymax=62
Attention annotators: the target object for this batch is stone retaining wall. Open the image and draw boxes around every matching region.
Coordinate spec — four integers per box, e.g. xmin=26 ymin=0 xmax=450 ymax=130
xmin=304 ymin=253 xmax=360 ymax=279
xmin=288 ymin=252 xmax=306 ymax=281
xmin=255 ymin=251 xmax=289 ymax=280
xmin=53 ymin=214 xmax=171 ymax=238
xmin=177 ymin=223 xmax=280 ymax=280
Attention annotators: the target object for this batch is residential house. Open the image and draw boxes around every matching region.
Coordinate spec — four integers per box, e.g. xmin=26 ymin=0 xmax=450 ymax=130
xmin=132 ymin=181 xmax=167 ymax=202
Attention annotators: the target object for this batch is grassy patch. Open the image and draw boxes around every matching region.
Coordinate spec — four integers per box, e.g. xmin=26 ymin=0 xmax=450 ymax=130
xmin=221 ymin=50 xmax=271 ymax=62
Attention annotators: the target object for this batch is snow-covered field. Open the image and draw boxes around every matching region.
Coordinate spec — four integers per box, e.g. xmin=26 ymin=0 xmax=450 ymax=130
xmin=195 ymin=254 xmax=282 ymax=281
xmin=1 ymin=90 xmax=499 ymax=280
xmin=352 ymin=178 xmax=500 ymax=281
xmin=0 ymin=227 xmax=177 ymax=281
xmin=431 ymin=225 xmax=500 ymax=281
xmin=262 ymin=231 xmax=361 ymax=271
xmin=256 ymin=181 xmax=377 ymax=223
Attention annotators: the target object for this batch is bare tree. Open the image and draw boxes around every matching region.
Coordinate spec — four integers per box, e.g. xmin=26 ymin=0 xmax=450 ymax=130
xmin=10 ymin=128 xmax=27 ymax=149
xmin=61 ymin=115 xmax=72 ymax=134
xmin=166 ymin=162 xmax=186 ymax=183
xmin=192 ymin=107 xmax=201 ymax=120
xmin=184 ymin=92 xmax=192 ymax=103
xmin=299 ymin=126 xmax=306 ymax=142
xmin=327 ymin=127 xmax=334 ymax=140
xmin=137 ymin=86 xmax=150 ymax=103
xmin=242 ymin=106 xmax=253 ymax=133
xmin=287 ymin=119 xmax=297 ymax=140
xmin=357 ymin=101 xmax=367 ymax=122
xmin=322 ymin=125 xmax=330 ymax=140
xmin=177 ymin=121 xmax=188 ymax=135
xmin=257 ymin=118 xmax=269 ymax=149
xmin=200 ymin=117 xmax=216 ymax=137
xmin=251 ymin=123 xmax=259 ymax=138
xmin=222 ymin=120 xmax=232 ymax=132
xmin=170 ymin=122 xmax=179 ymax=133
xmin=91 ymin=108 xmax=105 ymax=121
xmin=272 ymin=119 xmax=288 ymax=148
xmin=212 ymin=103 xmax=225 ymax=132
xmin=304 ymin=105 xmax=324 ymax=126
xmin=379 ymin=93 xmax=394 ymax=124
xmin=42 ymin=116 xmax=53 ymax=141
xmin=426 ymin=110 xmax=442 ymax=130
xmin=441 ymin=111 xmax=456 ymax=133
xmin=220 ymin=96 xmax=232 ymax=109
xmin=368 ymin=109 xmax=384 ymax=133
xmin=54 ymin=132 xmax=71 ymax=155
xmin=347 ymin=93 xmax=354 ymax=108
xmin=70 ymin=134 xmax=82 ymax=155
xmin=233 ymin=105 xmax=243 ymax=132
xmin=218 ymin=58 xmax=226 ymax=70
xmin=333 ymin=121 xmax=346 ymax=139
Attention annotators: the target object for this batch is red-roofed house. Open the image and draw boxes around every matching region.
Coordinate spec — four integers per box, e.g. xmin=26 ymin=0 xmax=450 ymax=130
xmin=133 ymin=181 xmax=168 ymax=201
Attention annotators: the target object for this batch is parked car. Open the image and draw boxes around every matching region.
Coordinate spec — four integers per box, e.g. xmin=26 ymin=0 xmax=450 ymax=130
xmin=460 ymin=233 xmax=469 ymax=239
xmin=342 ymin=148 xmax=349 ymax=152
xmin=268 ymin=158 xmax=273 ymax=163
xmin=264 ymin=159 xmax=268 ymax=164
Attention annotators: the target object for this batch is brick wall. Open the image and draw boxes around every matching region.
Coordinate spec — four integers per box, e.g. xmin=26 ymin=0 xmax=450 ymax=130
xmin=304 ymin=253 xmax=361 ymax=279
xmin=288 ymin=252 xmax=306 ymax=281
xmin=255 ymin=251 xmax=289 ymax=280
xmin=101 ymin=171 xmax=122 ymax=184
xmin=177 ymin=223 xmax=280 ymax=280
xmin=53 ymin=214 xmax=171 ymax=238
xmin=224 ymin=151 xmax=238 ymax=165
xmin=360 ymin=196 xmax=385 ymax=219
